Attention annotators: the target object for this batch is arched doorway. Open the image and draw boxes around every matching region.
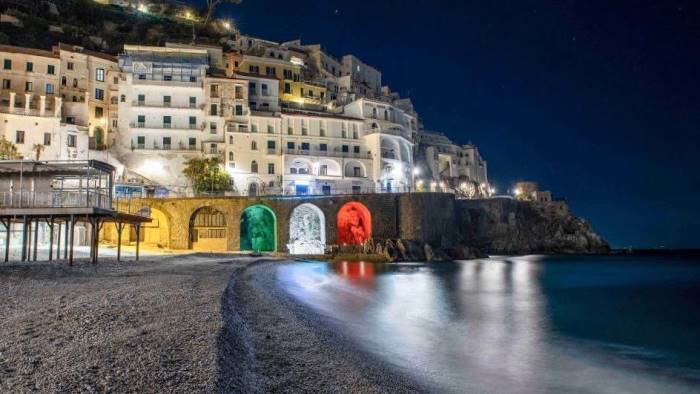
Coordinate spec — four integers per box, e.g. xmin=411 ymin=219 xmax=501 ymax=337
xmin=240 ymin=204 xmax=277 ymax=252
xmin=248 ymin=182 xmax=258 ymax=196
xmin=189 ymin=207 xmax=227 ymax=251
xmin=337 ymin=201 xmax=372 ymax=245
xmin=143 ymin=208 xmax=170 ymax=248
xmin=288 ymin=203 xmax=325 ymax=254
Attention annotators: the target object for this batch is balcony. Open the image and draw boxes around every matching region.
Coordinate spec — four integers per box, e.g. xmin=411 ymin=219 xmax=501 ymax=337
xmin=129 ymin=122 xmax=205 ymax=131
xmin=132 ymin=101 xmax=204 ymax=110
xmin=132 ymin=78 xmax=202 ymax=88
xmin=283 ymin=148 xmax=372 ymax=160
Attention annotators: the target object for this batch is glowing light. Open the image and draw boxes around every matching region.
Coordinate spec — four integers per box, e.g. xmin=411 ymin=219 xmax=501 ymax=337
xmin=223 ymin=22 xmax=231 ymax=29
xmin=138 ymin=3 xmax=148 ymax=13
xmin=290 ymin=56 xmax=305 ymax=66
xmin=514 ymin=188 xmax=522 ymax=196
xmin=337 ymin=202 xmax=372 ymax=245
xmin=412 ymin=167 xmax=420 ymax=175
xmin=490 ymin=187 xmax=496 ymax=195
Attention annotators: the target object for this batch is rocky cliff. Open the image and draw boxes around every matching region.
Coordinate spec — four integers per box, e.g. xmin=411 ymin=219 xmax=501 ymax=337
xmin=456 ymin=198 xmax=609 ymax=254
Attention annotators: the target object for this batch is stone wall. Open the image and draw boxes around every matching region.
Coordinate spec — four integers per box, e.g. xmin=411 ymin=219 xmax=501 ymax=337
xmin=103 ymin=193 xmax=608 ymax=256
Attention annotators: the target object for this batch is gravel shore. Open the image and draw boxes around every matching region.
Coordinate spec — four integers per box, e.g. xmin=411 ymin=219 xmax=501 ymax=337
xmin=219 ymin=260 xmax=428 ymax=393
xmin=0 ymin=256 xmax=427 ymax=393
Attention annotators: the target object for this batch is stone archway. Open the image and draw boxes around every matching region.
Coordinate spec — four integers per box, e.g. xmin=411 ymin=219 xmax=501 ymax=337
xmin=337 ymin=201 xmax=372 ymax=245
xmin=240 ymin=204 xmax=277 ymax=252
xmin=189 ymin=206 xmax=227 ymax=251
xmin=288 ymin=203 xmax=325 ymax=254
xmin=143 ymin=207 xmax=170 ymax=248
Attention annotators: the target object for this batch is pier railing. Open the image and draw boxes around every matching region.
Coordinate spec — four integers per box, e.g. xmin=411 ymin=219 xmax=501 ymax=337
xmin=0 ymin=190 xmax=111 ymax=210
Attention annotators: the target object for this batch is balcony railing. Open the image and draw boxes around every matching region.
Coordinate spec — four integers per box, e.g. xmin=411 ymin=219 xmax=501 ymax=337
xmin=283 ymin=148 xmax=372 ymax=160
xmin=132 ymin=78 xmax=202 ymax=88
xmin=0 ymin=190 xmax=111 ymax=210
xmin=129 ymin=122 xmax=205 ymax=131
xmin=131 ymin=101 xmax=203 ymax=110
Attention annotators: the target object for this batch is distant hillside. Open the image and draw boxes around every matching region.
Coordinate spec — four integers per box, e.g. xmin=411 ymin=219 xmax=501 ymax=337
xmin=0 ymin=0 xmax=233 ymax=54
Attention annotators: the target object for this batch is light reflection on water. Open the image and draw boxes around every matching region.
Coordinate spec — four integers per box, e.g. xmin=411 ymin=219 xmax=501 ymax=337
xmin=276 ymin=256 xmax=700 ymax=393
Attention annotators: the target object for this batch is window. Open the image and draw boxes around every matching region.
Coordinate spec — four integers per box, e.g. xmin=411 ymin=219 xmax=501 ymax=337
xmin=284 ymin=83 xmax=291 ymax=94
xmin=162 ymin=136 xmax=171 ymax=149
xmin=61 ymin=76 xmax=66 ymax=86
xmin=113 ymin=77 xmax=118 ymax=84
xmin=67 ymin=62 xmax=74 ymax=70
xmin=163 ymin=75 xmax=172 ymax=81
xmin=72 ymin=78 xmax=78 ymax=88
xmin=267 ymin=125 xmax=274 ymax=133
xmin=251 ymin=141 xmax=257 ymax=150
xmin=251 ymin=160 xmax=258 ymax=173
xmin=251 ymin=123 xmax=258 ymax=133
xmin=210 ymin=84 xmax=219 ymax=97
xmin=301 ymin=142 xmax=310 ymax=150
xmin=353 ymin=167 xmax=362 ymax=177
xmin=110 ymin=96 xmax=117 ymax=104
xmin=300 ymin=88 xmax=304 ymax=96
xmin=235 ymin=85 xmax=243 ymax=99
xmin=372 ymin=108 xmax=377 ymax=118
xmin=342 ymin=145 xmax=349 ymax=153
xmin=290 ymin=168 xmax=297 ymax=174
xmin=137 ymin=94 xmax=145 ymax=104
xmin=2 ymin=79 xmax=9 ymax=89
xmin=3 ymin=59 xmax=11 ymax=70
xmin=163 ymin=96 xmax=171 ymax=107
xmin=287 ymin=125 xmax=293 ymax=135
xmin=268 ymin=163 xmax=275 ymax=174
xmin=228 ymin=151 xmax=234 ymax=161
xmin=163 ymin=116 xmax=171 ymax=128
xmin=353 ymin=146 xmax=360 ymax=154
xmin=287 ymin=141 xmax=295 ymax=149
xmin=189 ymin=137 xmax=196 ymax=149
xmin=15 ymin=130 xmax=24 ymax=144
xmin=66 ymin=116 xmax=75 ymax=124
xmin=189 ymin=96 xmax=196 ymax=108
xmin=112 ymin=119 xmax=117 ymax=128
xmin=229 ymin=135 xmax=233 ymax=144
xmin=249 ymin=101 xmax=256 ymax=109
xmin=235 ymin=105 xmax=243 ymax=116
xmin=319 ymin=143 xmax=327 ymax=151
xmin=94 ymin=106 xmax=103 ymax=118
xmin=261 ymin=84 xmax=268 ymax=96
xmin=96 ymin=68 xmax=104 ymax=82
xmin=283 ymin=69 xmax=293 ymax=80
xmin=138 ymin=74 xmax=146 ymax=80
xmin=265 ymin=66 xmax=276 ymax=76
xmin=189 ymin=116 xmax=197 ymax=128
xmin=137 ymin=136 xmax=145 ymax=148
xmin=353 ymin=130 xmax=358 ymax=139
xmin=384 ymin=110 xmax=389 ymax=121
xmin=26 ymin=62 xmax=33 ymax=72
xmin=308 ymin=90 xmax=314 ymax=98
xmin=248 ymin=82 xmax=256 ymax=94
xmin=67 ymin=134 xmax=77 ymax=147
xmin=319 ymin=165 xmax=327 ymax=176
xmin=189 ymin=76 xmax=197 ymax=82
xmin=47 ymin=65 xmax=55 ymax=75
xmin=249 ymin=65 xmax=259 ymax=74
xmin=44 ymin=133 xmax=51 ymax=145
xmin=46 ymin=83 xmax=54 ymax=94
xmin=25 ymin=82 xmax=32 ymax=92
xmin=210 ymin=123 xmax=217 ymax=134
xmin=95 ymin=88 xmax=104 ymax=100
xmin=322 ymin=185 xmax=331 ymax=195
xmin=210 ymin=104 xmax=218 ymax=116
xmin=137 ymin=115 xmax=145 ymax=127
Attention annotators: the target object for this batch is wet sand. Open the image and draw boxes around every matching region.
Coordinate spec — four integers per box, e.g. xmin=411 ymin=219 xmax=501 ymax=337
xmin=0 ymin=256 xmax=426 ymax=393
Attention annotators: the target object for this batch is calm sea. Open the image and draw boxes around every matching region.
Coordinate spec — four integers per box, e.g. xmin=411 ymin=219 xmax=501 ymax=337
xmin=276 ymin=254 xmax=700 ymax=393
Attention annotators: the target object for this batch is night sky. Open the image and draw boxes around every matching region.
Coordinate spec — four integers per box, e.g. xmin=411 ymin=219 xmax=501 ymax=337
xmin=203 ymin=0 xmax=699 ymax=248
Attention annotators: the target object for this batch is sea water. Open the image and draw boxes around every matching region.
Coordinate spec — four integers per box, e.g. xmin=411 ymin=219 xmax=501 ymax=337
xmin=276 ymin=254 xmax=700 ymax=393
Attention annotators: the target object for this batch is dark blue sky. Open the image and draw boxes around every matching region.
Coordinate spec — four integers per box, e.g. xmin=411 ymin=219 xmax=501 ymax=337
xmin=207 ymin=0 xmax=700 ymax=248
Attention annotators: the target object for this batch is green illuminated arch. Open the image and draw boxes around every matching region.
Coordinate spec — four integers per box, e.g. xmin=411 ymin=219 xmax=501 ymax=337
xmin=240 ymin=204 xmax=277 ymax=252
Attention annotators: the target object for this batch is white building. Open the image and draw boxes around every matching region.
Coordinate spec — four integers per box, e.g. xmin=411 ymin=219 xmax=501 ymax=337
xmin=343 ymin=98 xmax=415 ymax=192
xmin=115 ymin=45 xmax=210 ymax=193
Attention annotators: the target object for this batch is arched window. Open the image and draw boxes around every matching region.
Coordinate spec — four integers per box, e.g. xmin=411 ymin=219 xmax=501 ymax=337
xmin=228 ymin=151 xmax=234 ymax=161
xmin=251 ymin=140 xmax=257 ymax=150
xmin=120 ymin=94 xmax=125 ymax=102
xmin=372 ymin=108 xmax=377 ymax=118
xmin=251 ymin=160 xmax=258 ymax=173
xmin=72 ymin=79 xmax=78 ymax=88
xmin=384 ymin=110 xmax=388 ymax=120
xmin=229 ymin=135 xmax=233 ymax=144
xmin=110 ymin=96 xmax=118 ymax=104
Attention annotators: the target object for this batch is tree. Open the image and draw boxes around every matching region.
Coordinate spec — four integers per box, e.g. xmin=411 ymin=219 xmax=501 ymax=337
xmin=32 ymin=144 xmax=45 ymax=161
xmin=0 ymin=137 xmax=19 ymax=160
xmin=182 ymin=157 xmax=232 ymax=194
xmin=202 ymin=0 xmax=242 ymax=29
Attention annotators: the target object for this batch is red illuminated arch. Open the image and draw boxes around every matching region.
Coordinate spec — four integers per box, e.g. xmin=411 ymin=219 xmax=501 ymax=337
xmin=336 ymin=202 xmax=372 ymax=245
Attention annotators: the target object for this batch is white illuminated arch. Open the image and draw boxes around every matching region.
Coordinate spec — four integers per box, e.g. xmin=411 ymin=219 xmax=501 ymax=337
xmin=288 ymin=203 xmax=326 ymax=255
